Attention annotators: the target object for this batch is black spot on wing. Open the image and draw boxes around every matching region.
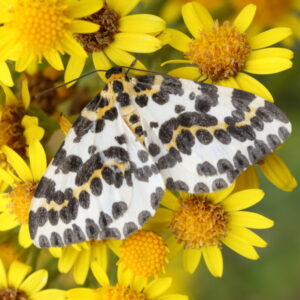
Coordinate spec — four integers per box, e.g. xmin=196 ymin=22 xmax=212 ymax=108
xmin=231 ymin=89 xmax=256 ymax=112
xmin=166 ymin=178 xmax=189 ymax=192
xmin=123 ymin=222 xmax=138 ymax=237
xmin=138 ymin=210 xmax=152 ymax=226
xmin=86 ymin=219 xmax=100 ymax=239
xmin=177 ymin=112 xmax=218 ymax=127
xmin=176 ymin=129 xmax=195 ymax=155
xmin=73 ymin=116 xmax=93 ymax=143
xmin=264 ymin=101 xmax=289 ymax=124
xmin=112 ymin=201 xmax=128 ymax=219
xmin=103 ymin=146 xmax=129 ymax=163
xmin=39 ymin=235 xmax=50 ymax=248
xmin=99 ymin=212 xmax=113 ymax=228
xmin=50 ymin=232 xmax=64 ymax=247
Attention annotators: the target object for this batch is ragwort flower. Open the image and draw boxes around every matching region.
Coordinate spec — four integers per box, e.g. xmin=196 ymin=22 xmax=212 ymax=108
xmin=149 ymin=186 xmax=274 ymax=277
xmin=164 ymin=2 xmax=293 ymax=101
xmin=0 ymin=259 xmax=65 ymax=300
xmin=0 ymin=141 xmax=47 ymax=248
xmin=66 ymin=0 xmax=166 ymax=82
xmin=0 ymin=0 xmax=102 ymax=72
xmin=68 ymin=262 xmax=187 ymax=300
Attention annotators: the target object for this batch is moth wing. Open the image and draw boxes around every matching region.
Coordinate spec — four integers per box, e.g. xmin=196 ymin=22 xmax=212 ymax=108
xmin=29 ymin=93 xmax=164 ymax=248
xmin=130 ymin=74 xmax=291 ymax=193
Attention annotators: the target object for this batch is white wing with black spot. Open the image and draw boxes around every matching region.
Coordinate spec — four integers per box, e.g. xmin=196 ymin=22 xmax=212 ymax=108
xmin=29 ymin=92 xmax=164 ymax=248
xmin=130 ymin=74 xmax=291 ymax=193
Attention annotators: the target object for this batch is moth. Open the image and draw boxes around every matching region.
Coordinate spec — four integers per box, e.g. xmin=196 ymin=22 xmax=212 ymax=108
xmin=29 ymin=66 xmax=291 ymax=248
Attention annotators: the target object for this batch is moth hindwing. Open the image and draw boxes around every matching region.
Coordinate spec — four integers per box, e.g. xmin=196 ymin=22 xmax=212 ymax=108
xmin=29 ymin=66 xmax=291 ymax=248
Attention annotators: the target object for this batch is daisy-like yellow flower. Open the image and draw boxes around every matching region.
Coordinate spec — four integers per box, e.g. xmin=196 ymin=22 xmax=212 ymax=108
xmin=65 ymin=0 xmax=166 ymax=83
xmin=164 ymin=2 xmax=293 ymax=101
xmin=160 ymin=0 xmax=223 ymax=24
xmin=50 ymin=239 xmax=121 ymax=285
xmin=68 ymin=262 xmax=187 ymax=300
xmin=117 ymin=230 xmax=169 ymax=281
xmin=148 ymin=185 xmax=274 ymax=277
xmin=0 ymin=140 xmax=47 ymax=248
xmin=231 ymin=0 xmax=300 ymax=43
xmin=0 ymin=259 xmax=66 ymax=299
xmin=0 ymin=0 xmax=103 ymax=74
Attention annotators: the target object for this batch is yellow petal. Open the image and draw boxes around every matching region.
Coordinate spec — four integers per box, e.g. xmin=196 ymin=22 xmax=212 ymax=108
xmin=59 ymin=115 xmax=72 ymax=136
xmin=19 ymin=224 xmax=32 ymax=248
xmin=168 ymin=67 xmax=200 ymax=80
xmin=69 ymin=20 xmax=100 ymax=33
xmin=91 ymin=261 xmax=110 ymax=287
xmin=92 ymin=243 xmax=108 ymax=270
xmin=21 ymin=115 xmax=38 ymax=128
xmin=233 ymin=4 xmax=256 ymax=33
xmin=160 ymin=0 xmax=182 ymax=23
xmin=161 ymin=59 xmax=192 ymax=67
xmin=0 ymin=61 xmax=13 ymax=87
xmin=48 ymin=247 xmax=62 ymax=258
xmin=229 ymin=225 xmax=267 ymax=247
xmin=1 ymin=84 xmax=18 ymax=105
xmin=234 ymin=166 xmax=259 ymax=191
xmin=28 ymin=140 xmax=47 ymax=182
xmin=73 ymin=249 xmax=91 ymax=285
xmin=15 ymin=52 xmax=33 ymax=72
xmin=113 ymin=33 xmax=162 ymax=53
xmin=245 ymin=57 xmax=292 ymax=74
xmin=0 ymin=259 xmax=7 ymax=288
xmin=182 ymin=2 xmax=214 ymax=38
xmin=221 ymin=232 xmax=259 ymax=260
xmin=207 ymin=181 xmax=236 ymax=204
xmin=202 ymin=246 xmax=223 ymax=277
xmin=117 ymin=266 xmax=133 ymax=288
xmin=105 ymin=239 xmax=122 ymax=256
xmin=144 ymin=277 xmax=172 ymax=299
xmin=165 ymin=235 xmax=184 ymax=259
xmin=235 ymin=73 xmax=273 ymax=102
xmin=8 ymin=261 xmax=31 ymax=289
xmin=131 ymin=276 xmax=147 ymax=292
xmin=61 ymin=34 xmax=87 ymax=58
xmin=249 ymin=48 xmax=294 ymax=60
xmin=249 ymin=27 xmax=292 ymax=49
xmin=21 ymin=79 xmax=30 ymax=110
xmin=218 ymin=77 xmax=239 ymax=89
xmin=23 ymin=125 xmax=45 ymax=144
xmin=259 ymin=153 xmax=297 ymax=192
xmin=0 ymin=195 xmax=10 ymax=211
xmin=183 ymin=249 xmax=201 ymax=274
xmin=92 ymin=51 xmax=112 ymax=83
xmin=106 ymin=0 xmax=140 ymax=16
xmin=30 ymin=289 xmax=66 ymax=300
xmin=19 ymin=270 xmax=48 ymax=294
xmin=1 ymin=145 xmax=33 ymax=182
xmin=44 ymin=50 xmax=64 ymax=71
xmin=67 ymin=288 xmax=96 ymax=300
xmin=160 ymin=190 xmax=180 ymax=211
xmin=65 ymin=55 xmax=86 ymax=86
xmin=229 ymin=211 xmax=274 ymax=229
xmin=58 ymin=246 xmax=79 ymax=273
xmin=0 ymin=212 xmax=19 ymax=230
xmin=143 ymin=208 xmax=173 ymax=234
xmin=221 ymin=189 xmax=264 ymax=211
xmin=119 ymin=14 xmax=165 ymax=33
xmin=0 ymin=169 xmax=14 ymax=186
xmin=104 ymin=45 xmax=146 ymax=72
xmin=166 ymin=29 xmax=192 ymax=53
xmin=68 ymin=0 xmax=103 ymax=18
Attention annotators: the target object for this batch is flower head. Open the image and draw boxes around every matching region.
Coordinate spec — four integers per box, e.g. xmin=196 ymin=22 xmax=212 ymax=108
xmin=117 ymin=230 xmax=169 ymax=279
xmin=65 ymin=0 xmax=166 ymax=83
xmin=0 ymin=259 xmax=65 ymax=299
xmin=149 ymin=185 xmax=274 ymax=277
xmin=0 ymin=0 xmax=103 ymax=72
xmin=164 ymin=2 xmax=293 ymax=101
xmin=0 ymin=141 xmax=47 ymax=248
xmin=68 ymin=262 xmax=187 ymax=300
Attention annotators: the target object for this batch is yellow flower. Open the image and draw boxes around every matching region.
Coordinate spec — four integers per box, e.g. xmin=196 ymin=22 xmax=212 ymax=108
xmin=0 ymin=259 xmax=65 ymax=299
xmin=160 ymin=0 xmax=224 ymax=24
xmin=148 ymin=185 xmax=274 ymax=277
xmin=0 ymin=0 xmax=103 ymax=73
xmin=50 ymin=239 xmax=121 ymax=285
xmin=0 ymin=140 xmax=47 ymax=248
xmin=65 ymin=0 xmax=166 ymax=83
xmin=68 ymin=262 xmax=188 ymax=300
xmin=164 ymin=2 xmax=293 ymax=101
xmin=231 ymin=0 xmax=300 ymax=43
xmin=117 ymin=230 xmax=169 ymax=280
xmin=0 ymin=61 xmax=13 ymax=87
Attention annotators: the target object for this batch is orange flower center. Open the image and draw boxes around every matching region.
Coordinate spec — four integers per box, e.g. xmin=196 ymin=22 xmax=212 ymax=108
xmin=8 ymin=0 xmax=70 ymax=57
xmin=75 ymin=3 xmax=120 ymax=53
xmin=170 ymin=194 xmax=228 ymax=249
xmin=118 ymin=230 xmax=168 ymax=278
xmin=186 ymin=21 xmax=251 ymax=81
xmin=0 ymin=105 xmax=26 ymax=157
xmin=232 ymin=0 xmax=292 ymax=26
xmin=98 ymin=285 xmax=147 ymax=300
xmin=9 ymin=181 xmax=37 ymax=224
xmin=0 ymin=288 xmax=28 ymax=300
